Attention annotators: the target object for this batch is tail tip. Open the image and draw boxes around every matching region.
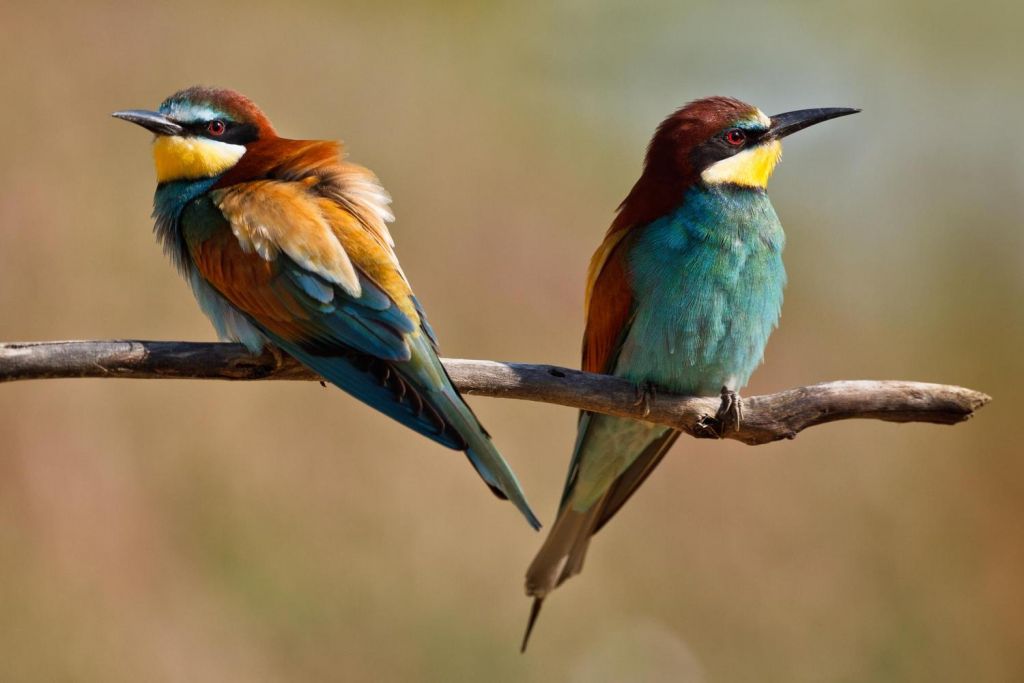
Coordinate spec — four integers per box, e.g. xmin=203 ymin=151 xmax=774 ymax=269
xmin=520 ymin=597 xmax=544 ymax=653
xmin=465 ymin=449 xmax=540 ymax=530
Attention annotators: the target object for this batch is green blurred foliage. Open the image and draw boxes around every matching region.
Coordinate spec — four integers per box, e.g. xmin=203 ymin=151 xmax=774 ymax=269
xmin=0 ymin=0 xmax=1021 ymax=681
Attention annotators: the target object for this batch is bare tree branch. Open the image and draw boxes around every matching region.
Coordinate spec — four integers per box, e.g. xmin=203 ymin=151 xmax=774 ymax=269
xmin=0 ymin=340 xmax=990 ymax=445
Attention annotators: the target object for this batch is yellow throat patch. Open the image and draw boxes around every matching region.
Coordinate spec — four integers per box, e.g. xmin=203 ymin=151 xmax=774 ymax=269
xmin=700 ymin=139 xmax=783 ymax=189
xmin=152 ymin=135 xmax=246 ymax=183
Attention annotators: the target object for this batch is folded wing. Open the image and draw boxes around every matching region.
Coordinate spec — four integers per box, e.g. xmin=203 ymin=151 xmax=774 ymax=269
xmin=178 ymin=141 xmax=538 ymax=527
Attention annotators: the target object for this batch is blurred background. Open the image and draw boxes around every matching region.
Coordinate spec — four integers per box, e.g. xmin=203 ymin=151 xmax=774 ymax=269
xmin=1 ymin=0 xmax=1021 ymax=680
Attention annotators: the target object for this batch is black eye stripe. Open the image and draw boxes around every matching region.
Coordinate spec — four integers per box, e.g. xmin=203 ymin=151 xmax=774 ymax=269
xmin=180 ymin=120 xmax=260 ymax=144
xmin=689 ymin=126 xmax=769 ymax=172
xmin=738 ymin=128 xmax=767 ymax=143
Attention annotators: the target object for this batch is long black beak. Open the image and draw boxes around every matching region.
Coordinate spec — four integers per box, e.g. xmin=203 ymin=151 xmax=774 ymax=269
xmin=768 ymin=107 xmax=859 ymax=140
xmin=111 ymin=109 xmax=184 ymax=136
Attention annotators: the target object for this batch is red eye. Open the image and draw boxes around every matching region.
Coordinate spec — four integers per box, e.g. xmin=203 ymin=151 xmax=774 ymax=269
xmin=725 ymin=129 xmax=746 ymax=146
xmin=207 ymin=120 xmax=226 ymax=136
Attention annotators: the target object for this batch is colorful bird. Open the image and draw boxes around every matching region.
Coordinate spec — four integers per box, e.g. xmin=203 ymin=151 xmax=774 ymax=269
xmin=113 ymin=86 xmax=539 ymax=529
xmin=521 ymin=97 xmax=858 ymax=648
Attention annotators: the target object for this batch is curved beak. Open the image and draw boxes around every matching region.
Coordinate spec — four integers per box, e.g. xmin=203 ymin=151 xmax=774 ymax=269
xmin=111 ymin=109 xmax=183 ymax=136
xmin=768 ymin=107 xmax=860 ymax=140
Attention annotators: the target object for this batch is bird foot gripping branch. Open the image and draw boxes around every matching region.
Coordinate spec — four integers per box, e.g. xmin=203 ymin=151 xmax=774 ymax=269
xmin=693 ymin=386 xmax=743 ymax=439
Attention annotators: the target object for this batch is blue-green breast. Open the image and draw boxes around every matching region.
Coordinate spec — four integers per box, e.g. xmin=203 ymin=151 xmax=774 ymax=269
xmin=616 ymin=184 xmax=786 ymax=395
xmin=153 ymin=179 xmax=267 ymax=352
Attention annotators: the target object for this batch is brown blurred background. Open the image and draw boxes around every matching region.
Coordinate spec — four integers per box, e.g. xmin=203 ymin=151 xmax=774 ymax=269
xmin=1 ymin=1 xmax=1022 ymax=681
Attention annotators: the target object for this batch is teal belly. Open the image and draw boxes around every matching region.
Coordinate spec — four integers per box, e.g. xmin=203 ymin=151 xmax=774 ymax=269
xmin=615 ymin=185 xmax=786 ymax=396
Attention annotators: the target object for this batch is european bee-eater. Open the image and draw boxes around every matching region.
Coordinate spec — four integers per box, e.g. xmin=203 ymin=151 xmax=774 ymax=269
xmin=113 ymin=86 xmax=539 ymax=529
xmin=521 ymin=97 xmax=858 ymax=648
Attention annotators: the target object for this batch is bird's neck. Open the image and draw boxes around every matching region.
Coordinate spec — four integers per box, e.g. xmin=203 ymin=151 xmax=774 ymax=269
xmin=616 ymin=171 xmax=780 ymax=236
xmin=667 ymin=183 xmax=784 ymax=249
xmin=155 ymin=176 xmax=220 ymax=215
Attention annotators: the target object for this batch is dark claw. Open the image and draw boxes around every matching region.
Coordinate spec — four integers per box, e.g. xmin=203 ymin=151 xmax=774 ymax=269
xmin=715 ymin=386 xmax=742 ymax=434
xmin=694 ymin=415 xmax=721 ymax=439
xmin=633 ymin=381 xmax=657 ymax=418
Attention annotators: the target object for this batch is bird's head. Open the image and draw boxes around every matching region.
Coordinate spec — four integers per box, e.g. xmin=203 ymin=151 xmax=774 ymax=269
xmin=615 ymin=96 xmax=858 ymax=227
xmin=646 ymin=96 xmax=859 ymax=190
xmin=113 ymin=86 xmax=276 ymax=184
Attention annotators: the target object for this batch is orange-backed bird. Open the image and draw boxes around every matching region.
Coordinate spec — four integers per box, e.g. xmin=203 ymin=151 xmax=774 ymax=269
xmin=113 ymin=86 xmax=539 ymax=529
xmin=520 ymin=97 xmax=858 ymax=648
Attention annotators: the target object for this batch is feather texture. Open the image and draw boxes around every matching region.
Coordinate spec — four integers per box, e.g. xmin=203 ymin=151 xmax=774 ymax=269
xmin=138 ymin=87 xmax=538 ymax=529
xmin=523 ymin=97 xmax=792 ymax=649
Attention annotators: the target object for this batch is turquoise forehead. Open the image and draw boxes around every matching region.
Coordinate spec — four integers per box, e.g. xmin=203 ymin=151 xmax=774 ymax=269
xmin=732 ymin=115 xmax=770 ymax=131
xmin=158 ymin=98 xmax=230 ymax=123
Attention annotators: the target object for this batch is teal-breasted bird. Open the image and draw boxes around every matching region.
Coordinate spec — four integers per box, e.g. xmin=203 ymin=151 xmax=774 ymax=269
xmin=113 ymin=86 xmax=539 ymax=529
xmin=521 ymin=97 xmax=858 ymax=648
